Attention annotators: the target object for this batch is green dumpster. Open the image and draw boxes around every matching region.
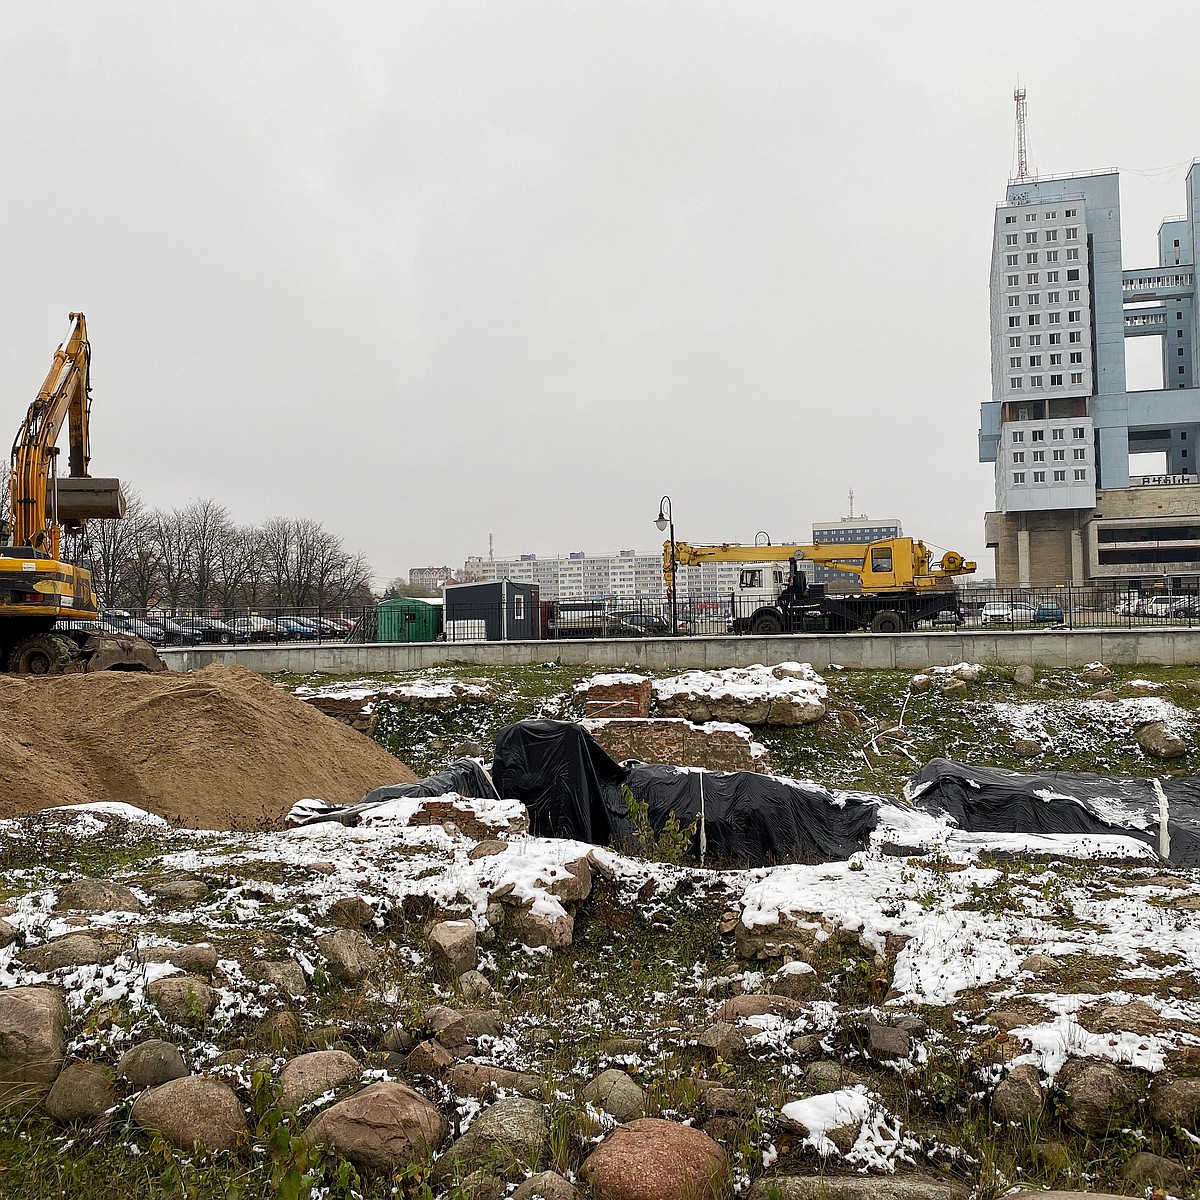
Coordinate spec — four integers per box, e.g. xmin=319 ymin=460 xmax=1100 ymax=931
xmin=377 ymin=598 xmax=441 ymax=643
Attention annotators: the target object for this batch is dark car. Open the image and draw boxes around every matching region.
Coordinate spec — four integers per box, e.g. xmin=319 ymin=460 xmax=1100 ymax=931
xmin=1033 ymin=603 xmax=1065 ymax=624
xmin=173 ymin=616 xmax=238 ymax=644
xmin=100 ymin=610 xmax=167 ymax=645
xmin=142 ymin=615 xmax=197 ymax=645
xmin=273 ymin=616 xmax=317 ymax=640
xmin=610 ymin=612 xmax=671 ymax=637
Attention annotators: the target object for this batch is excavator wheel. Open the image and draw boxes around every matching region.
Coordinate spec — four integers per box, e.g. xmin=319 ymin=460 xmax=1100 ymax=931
xmin=749 ymin=609 xmax=785 ymax=635
xmin=870 ymin=610 xmax=906 ymax=634
xmin=7 ymin=632 xmax=82 ymax=675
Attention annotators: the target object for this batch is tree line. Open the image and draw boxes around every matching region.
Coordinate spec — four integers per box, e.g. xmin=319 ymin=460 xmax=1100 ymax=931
xmin=1 ymin=469 xmax=374 ymax=612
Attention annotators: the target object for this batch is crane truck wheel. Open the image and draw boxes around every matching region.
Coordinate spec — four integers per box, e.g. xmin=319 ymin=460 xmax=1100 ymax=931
xmin=870 ymin=610 xmax=906 ymax=634
xmin=749 ymin=609 xmax=785 ymax=635
xmin=7 ymin=632 xmax=81 ymax=675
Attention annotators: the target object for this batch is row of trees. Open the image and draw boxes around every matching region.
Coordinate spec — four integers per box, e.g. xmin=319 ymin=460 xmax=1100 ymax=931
xmin=0 ymin=467 xmax=374 ymax=612
xmin=73 ymin=494 xmax=376 ymax=613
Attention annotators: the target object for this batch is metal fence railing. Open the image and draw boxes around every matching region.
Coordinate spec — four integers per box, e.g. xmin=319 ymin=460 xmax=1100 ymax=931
xmin=78 ymin=586 xmax=1200 ymax=648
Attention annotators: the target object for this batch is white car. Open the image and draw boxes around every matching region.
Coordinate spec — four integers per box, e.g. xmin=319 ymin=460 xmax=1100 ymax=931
xmin=980 ymin=601 xmax=1037 ymax=625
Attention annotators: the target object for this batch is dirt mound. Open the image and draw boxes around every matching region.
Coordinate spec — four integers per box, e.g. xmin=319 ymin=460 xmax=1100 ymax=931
xmin=0 ymin=665 xmax=415 ymax=829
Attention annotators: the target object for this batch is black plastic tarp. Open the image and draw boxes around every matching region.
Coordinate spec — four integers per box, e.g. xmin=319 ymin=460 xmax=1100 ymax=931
xmin=626 ymin=763 xmax=879 ymax=867
xmin=490 ymin=719 xmax=877 ymax=866
xmin=293 ymin=759 xmax=498 ymax=827
xmin=910 ymin=757 xmax=1200 ymax=865
xmin=491 ymin=720 xmax=631 ymax=845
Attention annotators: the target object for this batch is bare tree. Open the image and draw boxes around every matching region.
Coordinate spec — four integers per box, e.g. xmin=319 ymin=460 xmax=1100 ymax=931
xmin=179 ymin=498 xmax=232 ymax=611
xmin=152 ymin=508 xmax=193 ymax=611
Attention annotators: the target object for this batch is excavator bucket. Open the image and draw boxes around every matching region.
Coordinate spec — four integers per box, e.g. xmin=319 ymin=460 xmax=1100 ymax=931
xmin=80 ymin=632 xmax=168 ymax=673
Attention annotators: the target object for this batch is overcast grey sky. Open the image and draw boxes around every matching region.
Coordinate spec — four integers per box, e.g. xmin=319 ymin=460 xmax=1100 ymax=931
xmin=3 ymin=2 xmax=1199 ymax=586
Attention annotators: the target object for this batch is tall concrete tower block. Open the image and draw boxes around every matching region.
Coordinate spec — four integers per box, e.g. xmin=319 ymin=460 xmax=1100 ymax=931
xmin=981 ymin=162 xmax=1200 ymax=587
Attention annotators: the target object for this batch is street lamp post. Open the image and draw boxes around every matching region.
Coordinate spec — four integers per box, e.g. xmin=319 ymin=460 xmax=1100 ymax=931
xmin=655 ymin=496 xmax=678 ymax=637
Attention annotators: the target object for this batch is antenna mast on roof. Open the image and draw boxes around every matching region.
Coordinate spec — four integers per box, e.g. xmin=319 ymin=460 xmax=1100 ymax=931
xmin=1013 ymin=85 xmax=1033 ymax=183
xmin=488 ymin=533 xmax=494 ymax=562
xmin=847 ymin=488 xmax=855 ymax=520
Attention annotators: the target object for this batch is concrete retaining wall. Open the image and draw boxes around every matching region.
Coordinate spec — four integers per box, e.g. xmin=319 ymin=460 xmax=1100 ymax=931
xmin=160 ymin=628 xmax=1200 ymax=674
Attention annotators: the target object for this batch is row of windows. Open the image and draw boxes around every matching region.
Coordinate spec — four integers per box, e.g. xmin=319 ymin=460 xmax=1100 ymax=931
xmin=1007 ymin=333 xmax=1079 ymax=348
xmin=1010 ymin=373 xmax=1086 ymax=388
xmin=1004 ymin=250 xmax=1080 ymax=266
xmin=1008 ymin=353 xmax=1084 ymax=367
xmin=1012 ymin=469 xmax=1088 ymax=484
xmin=1011 ymin=448 xmax=1088 ymax=463
xmin=1004 ymin=271 xmax=1083 ymax=287
xmin=1011 ymin=427 xmax=1088 ymax=443
xmin=1006 ymin=294 xmax=1083 ymax=307
xmin=1005 ymin=228 xmax=1079 ymax=246
xmin=1008 ymin=314 xmax=1086 ymax=329
xmin=1003 ymin=207 xmax=1078 ymax=224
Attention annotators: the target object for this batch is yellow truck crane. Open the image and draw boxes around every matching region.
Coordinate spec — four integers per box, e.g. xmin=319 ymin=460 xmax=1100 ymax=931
xmin=665 ymin=536 xmax=975 ymax=634
xmin=1 ymin=313 xmax=162 ymax=673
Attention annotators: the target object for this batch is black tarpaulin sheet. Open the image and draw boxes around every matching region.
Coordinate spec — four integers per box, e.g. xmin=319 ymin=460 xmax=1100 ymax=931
xmin=293 ymin=759 xmax=498 ymax=827
xmin=491 ymin=719 xmax=631 ymax=845
xmin=490 ymin=719 xmax=877 ymax=866
xmin=625 ymin=764 xmax=879 ymax=867
xmin=911 ymin=758 xmax=1200 ymax=865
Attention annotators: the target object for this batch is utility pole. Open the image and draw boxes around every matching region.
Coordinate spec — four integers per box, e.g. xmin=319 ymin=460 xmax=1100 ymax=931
xmin=1013 ymin=86 xmax=1032 ymax=183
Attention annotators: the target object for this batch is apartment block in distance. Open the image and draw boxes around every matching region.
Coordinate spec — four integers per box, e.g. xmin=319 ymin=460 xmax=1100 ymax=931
xmin=980 ymin=157 xmax=1200 ymax=586
xmin=809 ymin=515 xmax=902 ymax=590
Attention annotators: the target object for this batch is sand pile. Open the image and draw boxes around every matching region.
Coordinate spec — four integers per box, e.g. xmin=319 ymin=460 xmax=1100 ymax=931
xmin=0 ymin=664 xmax=415 ymax=829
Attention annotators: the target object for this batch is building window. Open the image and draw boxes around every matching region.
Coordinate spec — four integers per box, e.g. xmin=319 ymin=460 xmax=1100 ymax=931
xmin=1026 ymin=232 xmax=1038 ymax=244
xmin=1181 ymin=366 xmax=1187 ymax=375
xmin=1026 ymin=253 xmax=1038 ymax=265
xmin=1067 ymin=289 xmax=1080 ymax=301
xmin=1070 ymin=351 xmax=1082 ymax=364
xmin=1009 ymin=336 xmax=1021 ymax=348
xmin=1052 ymin=428 xmax=1064 ymax=440
xmin=1013 ymin=472 xmax=1026 ymax=484
xmin=1006 ymin=234 xmax=1018 ymax=246
xmin=1070 ymin=372 xmax=1083 ymax=384
xmin=1065 ymin=207 xmax=1077 ymax=217
xmin=1074 ymin=469 xmax=1087 ymax=481
xmin=1066 ymin=269 xmax=1080 ymax=281
xmin=1073 ymin=426 xmax=1085 ymax=438
xmin=1030 ymin=375 xmax=1043 ymax=387
xmin=1029 ymin=355 xmax=1042 ymax=366
xmin=1049 ymin=332 xmax=1062 ymax=345
xmin=1009 ymin=316 xmax=1021 ymax=328
xmin=1028 ymin=293 xmax=1040 ymax=305
xmin=1179 ymin=348 xmax=1185 ymax=356
xmin=1031 ymin=430 xmax=1045 ymax=442
xmin=1066 ymin=226 xmax=1079 ymax=239
xmin=1047 ymin=210 xmax=1057 ymax=219
xmin=1027 ymin=314 xmax=1040 ymax=326
xmin=1029 ymin=334 xmax=1042 ymax=346
xmin=1046 ymin=250 xmax=1058 ymax=262
xmin=1009 ymin=377 xmax=1023 ymax=389
xmin=1048 ymin=291 xmax=1060 ymax=303
xmin=1067 ymin=248 xmax=1079 ymax=260
xmin=1069 ymin=331 xmax=1081 ymax=343
xmin=1053 ymin=470 xmax=1066 ymax=481
xmin=1033 ymin=450 xmax=1045 ymax=462
xmin=1179 ymin=329 xmax=1185 ymax=339
xmin=1045 ymin=229 xmax=1058 ymax=242
xmin=1005 ymin=214 xmax=1017 ymax=224
xmin=1053 ymin=448 xmax=1065 ymax=460
xmin=1007 ymin=274 xmax=1020 ymax=286
xmin=1009 ymin=356 xmax=1022 ymax=368
xmin=1012 ymin=431 xmax=1024 ymax=443
xmin=1050 ymin=373 xmax=1063 ymax=386
xmin=1049 ymin=353 xmax=1062 ymax=365
xmin=1026 ymin=212 xmax=1038 ymax=222
xmin=1068 ymin=310 xmax=1081 ymax=323
xmin=1013 ymin=452 xmax=1025 ymax=463
xmin=1008 ymin=295 xmax=1021 ymax=307
xmin=1047 ymin=271 xmax=1059 ymax=282
xmin=1006 ymin=254 xmax=1018 ymax=266
xmin=1073 ymin=448 xmax=1085 ymax=460
xmin=1033 ymin=471 xmax=1046 ymax=482
xmin=1027 ymin=273 xmax=1039 ymax=284
xmin=1048 ymin=312 xmax=1061 ymax=323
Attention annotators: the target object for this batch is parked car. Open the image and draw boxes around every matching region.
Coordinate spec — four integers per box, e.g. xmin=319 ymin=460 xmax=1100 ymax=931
xmin=1114 ymin=597 xmax=1144 ymax=616
xmin=609 ymin=612 xmax=671 ymax=637
xmin=172 ymin=616 xmax=238 ymax=644
xmin=141 ymin=615 xmax=198 ymax=645
xmin=230 ymin=615 xmax=277 ymax=642
xmin=930 ymin=607 xmax=966 ymax=626
xmin=100 ymin=610 xmax=167 ymax=645
xmin=1032 ymin=602 xmax=1065 ymax=624
xmin=980 ymin=601 xmax=1037 ymax=625
xmin=273 ymin=616 xmax=317 ymax=640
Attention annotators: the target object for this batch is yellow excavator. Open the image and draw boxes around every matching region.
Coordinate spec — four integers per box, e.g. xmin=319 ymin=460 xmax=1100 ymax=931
xmin=1 ymin=313 xmax=163 ymax=673
xmin=665 ymin=536 xmax=976 ymax=634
